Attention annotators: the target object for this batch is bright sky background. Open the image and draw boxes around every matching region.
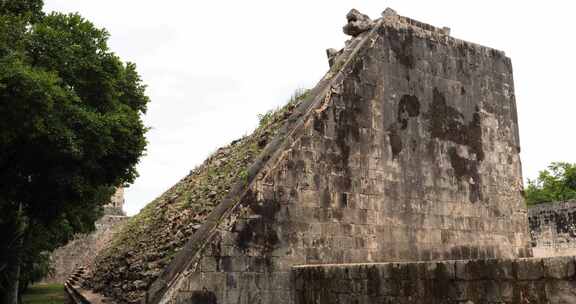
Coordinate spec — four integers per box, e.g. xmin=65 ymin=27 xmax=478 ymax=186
xmin=43 ymin=1 xmax=576 ymax=216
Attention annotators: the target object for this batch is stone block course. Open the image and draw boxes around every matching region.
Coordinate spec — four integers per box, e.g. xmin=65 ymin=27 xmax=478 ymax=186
xmin=293 ymin=258 xmax=576 ymax=304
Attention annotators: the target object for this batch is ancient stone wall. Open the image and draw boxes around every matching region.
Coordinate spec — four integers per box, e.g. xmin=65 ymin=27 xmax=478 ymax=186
xmin=105 ymin=187 xmax=125 ymax=214
xmin=529 ymin=200 xmax=576 ymax=257
xmin=44 ymin=188 xmax=128 ymax=284
xmin=293 ymin=257 xmax=576 ymax=304
xmin=148 ymin=8 xmax=530 ymax=304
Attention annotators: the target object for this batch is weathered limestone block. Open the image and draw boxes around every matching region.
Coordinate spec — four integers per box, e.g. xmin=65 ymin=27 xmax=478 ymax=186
xmin=325 ymin=48 xmax=342 ymax=68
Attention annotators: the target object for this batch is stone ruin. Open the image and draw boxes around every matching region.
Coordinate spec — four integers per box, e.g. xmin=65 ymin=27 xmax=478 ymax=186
xmin=43 ymin=188 xmax=128 ymax=284
xmin=529 ymin=200 xmax=576 ymax=257
xmin=64 ymin=8 xmax=576 ymax=304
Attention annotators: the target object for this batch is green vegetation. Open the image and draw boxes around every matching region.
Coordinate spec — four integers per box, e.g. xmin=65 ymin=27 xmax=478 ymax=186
xmin=0 ymin=0 xmax=149 ymax=302
xmin=87 ymin=88 xmax=310 ymax=303
xmin=239 ymin=169 xmax=249 ymax=184
xmin=525 ymin=162 xmax=576 ymax=205
xmin=257 ymin=110 xmax=275 ymax=127
xmin=21 ymin=284 xmax=65 ymax=304
xmin=258 ymin=88 xmax=309 ymax=127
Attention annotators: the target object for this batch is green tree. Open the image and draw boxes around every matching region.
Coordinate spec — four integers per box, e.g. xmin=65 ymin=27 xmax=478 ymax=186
xmin=0 ymin=1 xmax=149 ymax=302
xmin=525 ymin=162 xmax=576 ymax=205
xmin=0 ymin=0 xmax=44 ymax=23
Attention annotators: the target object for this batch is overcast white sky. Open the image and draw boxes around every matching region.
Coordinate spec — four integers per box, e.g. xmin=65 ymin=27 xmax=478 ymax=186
xmin=44 ymin=1 xmax=576 ymax=216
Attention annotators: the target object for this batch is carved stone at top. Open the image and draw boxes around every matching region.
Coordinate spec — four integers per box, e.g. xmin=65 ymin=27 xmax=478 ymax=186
xmin=381 ymin=7 xmax=398 ymax=19
xmin=343 ymin=9 xmax=374 ymax=37
xmin=326 ymin=48 xmax=341 ymax=67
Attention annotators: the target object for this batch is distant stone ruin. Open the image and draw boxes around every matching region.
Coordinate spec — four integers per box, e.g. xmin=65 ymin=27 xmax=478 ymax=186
xmin=43 ymin=188 xmax=128 ymax=284
xmin=65 ymin=8 xmax=576 ymax=304
xmin=529 ymin=200 xmax=576 ymax=257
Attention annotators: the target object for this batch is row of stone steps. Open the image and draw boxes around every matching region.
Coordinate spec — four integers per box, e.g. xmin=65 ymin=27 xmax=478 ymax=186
xmin=66 ymin=266 xmax=87 ymax=286
xmin=64 ymin=266 xmax=113 ymax=304
xmin=64 ymin=266 xmax=89 ymax=303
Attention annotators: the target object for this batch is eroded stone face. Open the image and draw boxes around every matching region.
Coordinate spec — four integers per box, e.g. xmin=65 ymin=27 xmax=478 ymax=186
xmin=530 ymin=200 xmax=576 ymax=257
xmin=155 ymin=11 xmax=530 ymax=304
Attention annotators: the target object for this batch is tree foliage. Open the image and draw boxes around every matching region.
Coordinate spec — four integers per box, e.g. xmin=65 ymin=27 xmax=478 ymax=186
xmin=0 ymin=0 xmax=149 ymax=300
xmin=525 ymin=162 xmax=576 ymax=205
xmin=0 ymin=0 xmax=44 ymax=23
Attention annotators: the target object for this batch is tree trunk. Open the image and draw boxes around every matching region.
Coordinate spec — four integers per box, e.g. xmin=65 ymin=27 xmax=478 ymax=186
xmin=2 ymin=263 xmax=20 ymax=304
xmin=1 ymin=257 xmax=20 ymax=304
xmin=0 ymin=204 xmax=24 ymax=304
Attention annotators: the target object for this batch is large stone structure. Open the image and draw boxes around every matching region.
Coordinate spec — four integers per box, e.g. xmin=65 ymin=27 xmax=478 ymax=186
xmin=143 ymin=8 xmax=530 ymax=304
xmin=66 ymin=8 xmax=570 ymax=304
xmin=44 ymin=188 xmax=128 ymax=284
xmin=529 ymin=200 xmax=576 ymax=257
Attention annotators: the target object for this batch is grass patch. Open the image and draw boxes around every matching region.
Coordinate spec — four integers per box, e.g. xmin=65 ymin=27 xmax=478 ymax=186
xmin=257 ymin=88 xmax=310 ymax=127
xmin=21 ymin=284 xmax=65 ymax=304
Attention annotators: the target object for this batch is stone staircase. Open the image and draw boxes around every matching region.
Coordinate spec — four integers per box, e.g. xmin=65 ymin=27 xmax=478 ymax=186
xmin=64 ymin=266 xmax=110 ymax=304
